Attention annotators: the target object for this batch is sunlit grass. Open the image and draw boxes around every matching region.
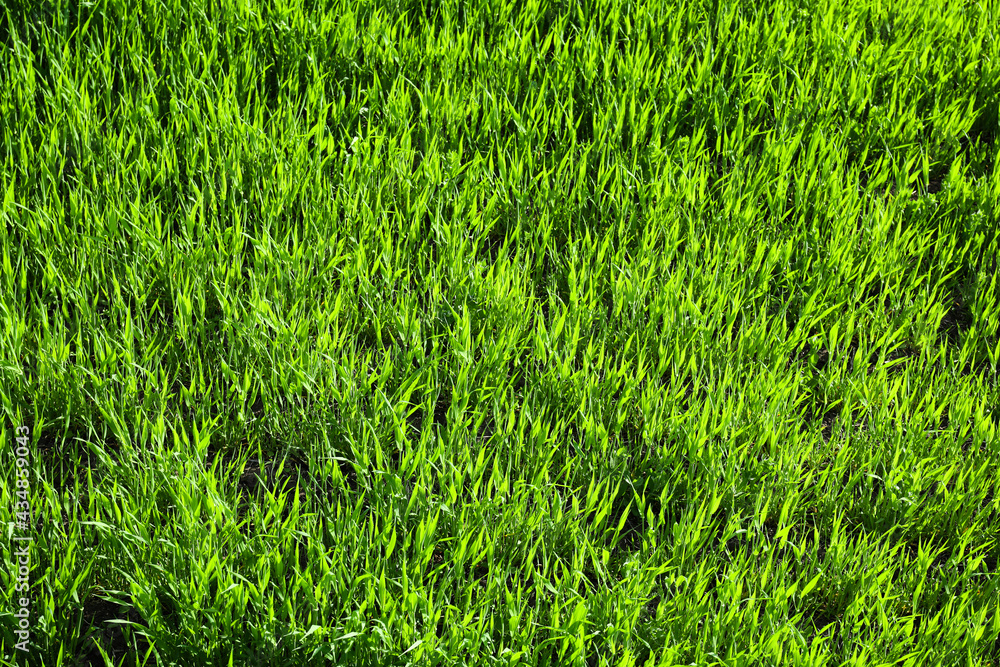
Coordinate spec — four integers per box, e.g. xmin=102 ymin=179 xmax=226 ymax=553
xmin=1 ymin=0 xmax=999 ymax=664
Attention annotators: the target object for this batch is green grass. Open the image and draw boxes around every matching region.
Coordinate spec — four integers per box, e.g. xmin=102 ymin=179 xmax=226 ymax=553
xmin=1 ymin=0 xmax=999 ymax=664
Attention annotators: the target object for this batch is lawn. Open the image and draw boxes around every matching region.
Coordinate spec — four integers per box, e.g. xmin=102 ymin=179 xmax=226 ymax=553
xmin=1 ymin=0 xmax=999 ymax=664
